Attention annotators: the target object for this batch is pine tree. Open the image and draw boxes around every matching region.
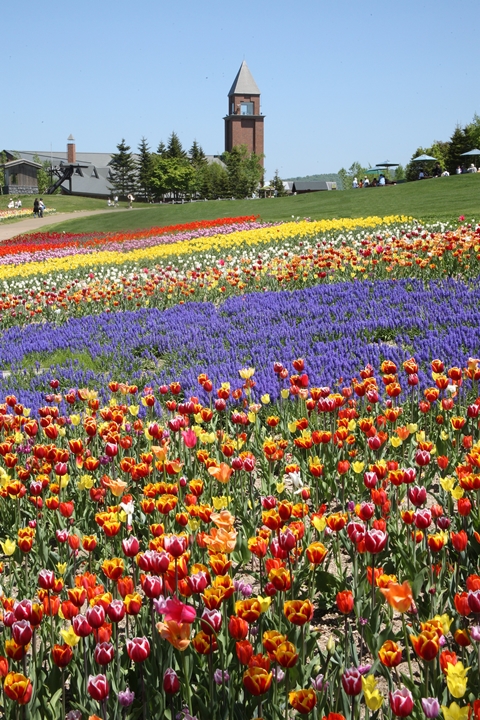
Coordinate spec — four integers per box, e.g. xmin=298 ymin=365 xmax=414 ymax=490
xmin=166 ymin=132 xmax=187 ymax=159
xmin=109 ymin=139 xmax=136 ymax=198
xmin=189 ymin=140 xmax=207 ymax=167
xmin=136 ymin=137 xmax=154 ymax=201
xmin=157 ymin=141 xmax=167 ymax=156
xmin=270 ymin=169 xmax=286 ymax=196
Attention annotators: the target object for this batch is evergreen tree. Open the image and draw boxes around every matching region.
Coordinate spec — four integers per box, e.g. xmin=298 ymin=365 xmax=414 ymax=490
xmin=157 ymin=141 xmax=167 ymax=156
xmin=109 ymin=139 xmax=136 ymax=197
xmin=166 ymin=132 xmax=187 ymax=159
xmin=189 ymin=140 xmax=207 ymax=167
xmin=394 ymin=164 xmax=405 ymax=181
xmin=270 ymin=169 xmax=286 ymax=196
xmin=136 ymin=137 xmax=154 ymax=201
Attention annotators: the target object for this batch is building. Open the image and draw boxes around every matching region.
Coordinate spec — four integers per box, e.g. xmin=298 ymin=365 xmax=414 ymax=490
xmin=1 ymin=158 xmax=41 ymax=194
xmin=224 ymin=61 xmax=264 ymax=164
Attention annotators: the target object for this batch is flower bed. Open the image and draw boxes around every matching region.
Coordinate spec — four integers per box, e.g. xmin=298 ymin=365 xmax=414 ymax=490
xmin=0 ymin=356 xmax=479 ymax=719
xmin=3 ymin=217 xmax=480 ymax=330
xmin=1 ymin=213 xmax=480 ymax=720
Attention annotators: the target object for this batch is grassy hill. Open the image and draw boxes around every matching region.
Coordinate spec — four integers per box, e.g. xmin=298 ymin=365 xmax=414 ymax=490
xmin=38 ymin=173 xmax=480 ymax=234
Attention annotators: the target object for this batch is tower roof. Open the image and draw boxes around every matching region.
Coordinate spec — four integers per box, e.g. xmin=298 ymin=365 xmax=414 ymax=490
xmin=228 ymin=61 xmax=260 ymax=96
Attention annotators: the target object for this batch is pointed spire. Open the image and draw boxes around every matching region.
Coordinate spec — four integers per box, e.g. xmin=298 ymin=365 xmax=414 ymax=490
xmin=228 ymin=61 xmax=260 ymax=96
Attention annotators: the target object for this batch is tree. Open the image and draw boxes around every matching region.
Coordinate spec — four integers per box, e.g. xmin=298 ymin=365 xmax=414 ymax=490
xmin=157 ymin=141 xmax=167 ymax=156
xmin=109 ymin=139 xmax=137 ymax=198
xmin=136 ymin=137 xmax=154 ymax=201
xmin=394 ymin=164 xmax=405 ymax=182
xmin=199 ymin=161 xmax=229 ymax=199
xmin=33 ymin=154 xmax=52 ymax=193
xmin=150 ymin=156 xmax=195 ymax=201
xmin=166 ymin=132 xmax=187 ymax=159
xmin=221 ymin=145 xmax=264 ymax=198
xmin=337 ymin=161 xmax=367 ymax=189
xmin=189 ymin=140 xmax=207 ymax=167
xmin=270 ymin=169 xmax=286 ymax=196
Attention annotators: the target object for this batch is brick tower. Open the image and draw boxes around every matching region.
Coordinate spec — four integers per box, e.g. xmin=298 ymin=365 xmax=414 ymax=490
xmin=224 ymin=61 xmax=264 ymax=165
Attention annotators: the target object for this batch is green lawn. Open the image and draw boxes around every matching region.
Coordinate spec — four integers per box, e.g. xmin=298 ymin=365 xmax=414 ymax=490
xmin=26 ymin=173 xmax=480 ymax=234
xmin=0 ymin=194 xmax=110 ymax=213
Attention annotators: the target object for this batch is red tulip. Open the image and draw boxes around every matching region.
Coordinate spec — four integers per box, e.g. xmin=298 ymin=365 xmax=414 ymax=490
xmin=126 ymin=637 xmax=150 ymax=663
xmin=341 ymin=668 xmax=362 ymax=696
xmin=87 ymin=674 xmax=109 ymax=702
xmin=94 ymin=642 xmax=115 ymax=666
xmin=389 ymin=688 xmax=414 ymax=717
xmin=163 ymin=668 xmax=180 ymax=694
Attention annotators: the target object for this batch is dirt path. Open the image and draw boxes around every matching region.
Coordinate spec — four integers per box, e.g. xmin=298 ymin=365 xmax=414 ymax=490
xmin=0 ymin=208 xmax=137 ymax=242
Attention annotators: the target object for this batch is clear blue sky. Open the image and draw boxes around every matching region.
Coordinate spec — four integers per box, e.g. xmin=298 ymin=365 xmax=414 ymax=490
xmin=2 ymin=0 xmax=479 ymax=179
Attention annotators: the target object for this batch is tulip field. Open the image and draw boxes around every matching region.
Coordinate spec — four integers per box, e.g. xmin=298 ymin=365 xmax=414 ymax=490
xmin=1 ymin=213 xmax=480 ymax=720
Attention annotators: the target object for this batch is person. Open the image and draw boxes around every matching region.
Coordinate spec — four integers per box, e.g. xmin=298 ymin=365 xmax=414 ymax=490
xmin=363 ymin=176 xmax=369 ymax=187
xmin=467 ymin=163 xmax=477 ymax=173
xmin=433 ymin=162 xmax=442 ymax=178
xmin=38 ymin=199 xmax=45 ymax=217
xmin=456 ymin=166 xmax=462 ymax=174
xmin=127 ymin=193 xmax=134 ymax=209
xmin=33 ymin=198 xmax=39 ymax=217
xmin=378 ymin=174 xmax=386 ymax=186
xmin=352 ymin=177 xmax=358 ymax=189
xmin=441 ymin=170 xmax=450 ymax=177
xmin=107 ymin=198 xmax=113 ymax=207
xmin=7 ymin=198 xmax=14 ymax=210
xmin=418 ymin=169 xmax=425 ymax=180
xmin=15 ymin=199 xmax=22 ymax=209
xmin=114 ymin=195 xmax=119 ymax=207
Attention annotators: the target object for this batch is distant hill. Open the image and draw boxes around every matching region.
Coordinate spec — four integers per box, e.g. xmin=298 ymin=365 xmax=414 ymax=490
xmin=285 ymin=173 xmax=343 ymax=190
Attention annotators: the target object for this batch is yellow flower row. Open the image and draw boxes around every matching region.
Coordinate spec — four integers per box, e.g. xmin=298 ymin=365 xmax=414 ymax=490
xmin=0 ymin=215 xmax=409 ymax=280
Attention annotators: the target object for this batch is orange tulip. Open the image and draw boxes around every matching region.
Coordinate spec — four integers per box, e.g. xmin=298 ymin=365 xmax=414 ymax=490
xmin=203 ymin=527 xmax=237 ymax=554
xmin=378 ymin=640 xmax=402 ymax=667
xmin=235 ymin=599 xmax=262 ymax=624
xmin=242 ymin=667 xmax=273 ymax=696
xmin=306 ymin=541 xmax=328 ymax=565
xmin=410 ymin=629 xmax=440 ymax=661
xmin=262 ymin=630 xmax=286 ymax=655
xmin=101 ymin=558 xmax=124 ymax=582
xmin=379 ymin=581 xmax=412 ymax=613
xmin=208 ymin=463 xmax=233 ymax=484
xmin=273 ymin=640 xmax=298 ymax=668
xmin=3 ymin=672 xmax=33 ymax=705
xmin=284 ymin=599 xmax=314 ymax=626
xmin=157 ymin=620 xmax=191 ymax=651
xmin=289 ymin=688 xmax=317 ymax=715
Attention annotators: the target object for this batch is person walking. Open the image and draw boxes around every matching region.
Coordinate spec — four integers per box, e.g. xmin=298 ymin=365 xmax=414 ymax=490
xmin=127 ymin=193 xmax=134 ymax=209
xmin=33 ymin=198 xmax=39 ymax=217
xmin=38 ymin=199 xmax=45 ymax=218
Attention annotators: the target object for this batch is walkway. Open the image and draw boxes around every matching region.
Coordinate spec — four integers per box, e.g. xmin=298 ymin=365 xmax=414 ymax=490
xmin=0 ymin=208 xmax=134 ymax=243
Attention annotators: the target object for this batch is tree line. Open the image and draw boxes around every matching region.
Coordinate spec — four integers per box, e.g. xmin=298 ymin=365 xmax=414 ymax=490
xmin=108 ymin=133 xmax=267 ymax=201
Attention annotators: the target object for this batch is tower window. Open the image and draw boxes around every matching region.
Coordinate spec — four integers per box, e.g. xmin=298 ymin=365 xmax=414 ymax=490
xmin=240 ymin=102 xmax=254 ymax=115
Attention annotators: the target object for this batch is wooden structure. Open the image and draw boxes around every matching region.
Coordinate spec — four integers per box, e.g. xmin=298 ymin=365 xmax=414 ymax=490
xmin=1 ymin=158 xmax=41 ymax=195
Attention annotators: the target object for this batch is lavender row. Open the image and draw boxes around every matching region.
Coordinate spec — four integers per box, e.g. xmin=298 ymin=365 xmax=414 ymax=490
xmin=1 ymin=276 xmax=480 ymax=414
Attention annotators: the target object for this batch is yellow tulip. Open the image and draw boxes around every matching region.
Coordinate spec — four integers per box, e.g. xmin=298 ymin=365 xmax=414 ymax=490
xmin=60 ymin=626 xmax=81 ymax=647
xmin=445 ymin=662 xmax=469 ymax=699
xmin=257 ymin=596 xmax=272 ymax=613
xmin=1 ymin=539 xmax=16 ymax=556
xmin=362 ymin=676 xmax=383 ymax=711
xmin=441 ymin=702 xmax=470 ymax=720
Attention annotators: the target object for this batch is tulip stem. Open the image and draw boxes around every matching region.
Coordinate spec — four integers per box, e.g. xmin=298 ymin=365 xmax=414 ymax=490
xmin=61 ymin=669 xmax=66 ymax=720
xmin=182 ymin=651 xmax=192 ymax=714
xmin=402 ymin=614 xmax=414 ymax=682
xmin=285 ymin=668 xmax=289 ymax=720
xmin=139 ymin=662 xmax=147 ymax=720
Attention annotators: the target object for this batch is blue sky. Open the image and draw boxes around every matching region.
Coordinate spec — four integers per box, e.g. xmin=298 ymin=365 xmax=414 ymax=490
xmin=2 ymin=0 xmax=479 ymax=179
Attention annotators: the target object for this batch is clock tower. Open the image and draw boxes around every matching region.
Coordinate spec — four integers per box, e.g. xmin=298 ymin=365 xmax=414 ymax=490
xmin=224 ymin=61 xmax=264 ymax=165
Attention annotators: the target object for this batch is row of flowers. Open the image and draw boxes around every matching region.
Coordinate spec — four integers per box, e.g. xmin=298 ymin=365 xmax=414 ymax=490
xmin=0 ymin=355 xmax=479 ymax=719
xmin=1 ymin=274 xmax=480 ymax=417
xmin=0 ymin=216 xmax=263 ymax=262
xmin=0 ymin=208 xmax=56 ymax=222
xmin=3 ymin=217 xmax=480 ymax=329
